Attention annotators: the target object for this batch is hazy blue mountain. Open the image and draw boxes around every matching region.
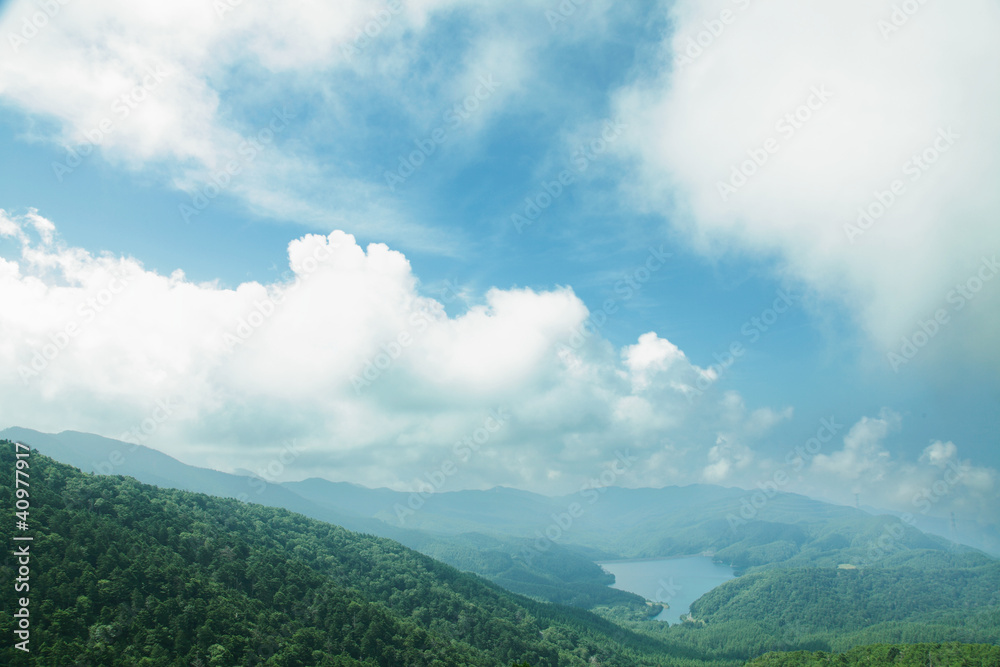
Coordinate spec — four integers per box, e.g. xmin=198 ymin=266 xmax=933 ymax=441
xmin=5 ymin=427 xmax=990 ymax=585
xmin=6 ymin=438 xmax=997 ymax=666
xmin=285 ymin=473 xmax=985 ymax=573
xmin=1 ymin=442 xmax=694 ymax=667
xmin=1 ymin=427 xmax=643 ymax=610
xmin=859 ymin=502 xmax=1000 ymax=557
xmin=0 ymin=427 xmax=371 ymax=532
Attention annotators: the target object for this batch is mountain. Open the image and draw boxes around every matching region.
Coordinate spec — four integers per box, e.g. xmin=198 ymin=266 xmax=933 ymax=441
xmin=0 ymin=428 xmax=649 ymax=613
xmin=284 ymin=474 xmax=985 ymax=576
xmin=6 ymin=428 xmax=991 ymax=588
xmin=0 ymin=441 xmax=721 ymax=667
xmin=0 ymin=427 xmax=361 ymax=526
xmin=4 ymin=438 xmax=999 ymax=666
xmin=859 ymin=502 xmax=1000 ymax=557
xmin=745 ymin=643 xmax=1000 ymax=667
xmin=689 ymin=565 xmax=1000 ymax=635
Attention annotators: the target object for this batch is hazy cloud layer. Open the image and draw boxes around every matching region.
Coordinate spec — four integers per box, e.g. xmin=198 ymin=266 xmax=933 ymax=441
xmin=614 ymin=0 xmax=1000 ymax=371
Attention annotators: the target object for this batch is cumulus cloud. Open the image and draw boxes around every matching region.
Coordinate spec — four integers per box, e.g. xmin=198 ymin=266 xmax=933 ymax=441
xmin=614 ymin=0 xmax=1000 ymax=370
xmin=788 ymin=411 xmax=999 ymax=525
xmin=810 ymin=409 xmax=899 ymax=483
xmin=921 ymin=440 xmax=958 ymax=468
xmin=710 ymin=407 xmax=999 ymax=543
xmin=703 ymin=435 xmax=754 ymax=483
xmin=0 ymin=210 xmax=787 ymax=493
xmin=2 ymin=210 xmax=993 ymax=533
xmin=622 ymin=331 xmax=713 ymax=394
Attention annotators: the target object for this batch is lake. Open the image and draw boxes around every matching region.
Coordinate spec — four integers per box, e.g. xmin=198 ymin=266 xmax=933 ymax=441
xmin=597 ymin=556 xmax=736 ymax=624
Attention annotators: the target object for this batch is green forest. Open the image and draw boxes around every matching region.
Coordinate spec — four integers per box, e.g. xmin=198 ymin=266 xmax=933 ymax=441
xmin=0 ymin=442 xmax=722 ymax=667
xmin=1 ymin=442 xmax=998 ymax=666
xmin=745 ymin=643 xmax=1000 ymax=666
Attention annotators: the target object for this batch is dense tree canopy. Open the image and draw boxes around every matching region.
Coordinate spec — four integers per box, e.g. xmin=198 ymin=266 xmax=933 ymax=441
xmin=0 ymin=442 xmax=722 ymax=667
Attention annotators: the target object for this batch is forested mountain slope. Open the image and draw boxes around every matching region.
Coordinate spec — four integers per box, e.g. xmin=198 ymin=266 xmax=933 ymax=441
xmin=744 ymin=643 xmax=1000 ymax=667
xmin=0 ymin=441 xmax=726 ymax=667
xmin=628 ymin=567 xmax=1000 ymax=660
xmin=690 ymin=566 xmax=1000 ymax=631
xmin=0 ymin=428 xmax=656 ymax=612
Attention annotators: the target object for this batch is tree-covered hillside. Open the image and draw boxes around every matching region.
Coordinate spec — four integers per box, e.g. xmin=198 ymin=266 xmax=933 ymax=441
xmin=689 ymin=566 xmax=1000 ymax=633
xmin=745 ymin=642 xmax=1000 ymax=666
xmin=0 ymin=428 xmax=669 ymax=613
xmin=9 ymin=427 xmax=994 ymax=625
xmin=0 ymin=441 xmax=724 ymax=667
xmin=3 ymin=439 xmax=998 ymax=667
xmin=627 ymin=567 xmax=1000 ymax=660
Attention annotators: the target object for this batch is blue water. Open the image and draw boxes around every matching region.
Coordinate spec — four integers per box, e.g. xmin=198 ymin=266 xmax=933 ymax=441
xmin=598 ymin=556 xmax=735 ymax=624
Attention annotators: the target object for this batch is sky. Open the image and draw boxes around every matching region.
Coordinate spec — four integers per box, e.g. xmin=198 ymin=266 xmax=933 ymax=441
xmin=0 ymin=0 xmax=998 ymax=542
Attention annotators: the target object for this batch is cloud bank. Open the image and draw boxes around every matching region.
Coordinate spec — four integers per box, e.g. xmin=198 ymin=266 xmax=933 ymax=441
xmin=615 ymin=0 xmax=1000 ymax=371
xmin=1 ymin=210 xmax=994 ymax=532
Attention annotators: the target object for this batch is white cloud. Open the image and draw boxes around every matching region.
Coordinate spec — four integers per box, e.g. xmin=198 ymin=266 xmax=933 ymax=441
xmin=711 ymin=408 xmax=999 ymax=537
xmin=0 ymin=210 xmax=785 ymax=493
xmin=810 ymin=409 xmax=899 ymax=482
xmin=614 ymin=0 xmax=1000 ymax=370
xmin=623 ymin=331 xmax=709 ymax=393
xmin=703 ymin=435 xmax=754 ymax=484
xmin=2 ymin=211 xmax=993 ymax=531
xmin=792 ymin=411 xmax=998 ymax=523
xmin=921 ymin=440 xmax=958 ymax=468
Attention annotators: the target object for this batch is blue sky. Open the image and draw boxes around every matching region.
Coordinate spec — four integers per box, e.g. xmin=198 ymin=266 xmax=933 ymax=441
xmin=0 ymin=0 xmax=998 ymax=540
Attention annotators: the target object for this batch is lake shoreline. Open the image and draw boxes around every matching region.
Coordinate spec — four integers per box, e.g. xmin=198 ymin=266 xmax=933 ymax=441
xmin=597 ymin=555 xmax=736 ymax=624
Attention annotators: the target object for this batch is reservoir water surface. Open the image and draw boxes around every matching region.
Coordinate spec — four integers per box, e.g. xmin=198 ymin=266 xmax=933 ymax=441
xmin=598 ymin=556 xmax=736 ymax=624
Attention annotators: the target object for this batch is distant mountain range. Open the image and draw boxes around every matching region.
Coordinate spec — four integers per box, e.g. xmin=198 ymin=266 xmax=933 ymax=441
xmin=5 ymin=426 xmax=995 ymax=557
xmin=3 ymin=432 xmax=999 ymax=666
xmin=1 ymin=442 xmax=687 ymax=667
